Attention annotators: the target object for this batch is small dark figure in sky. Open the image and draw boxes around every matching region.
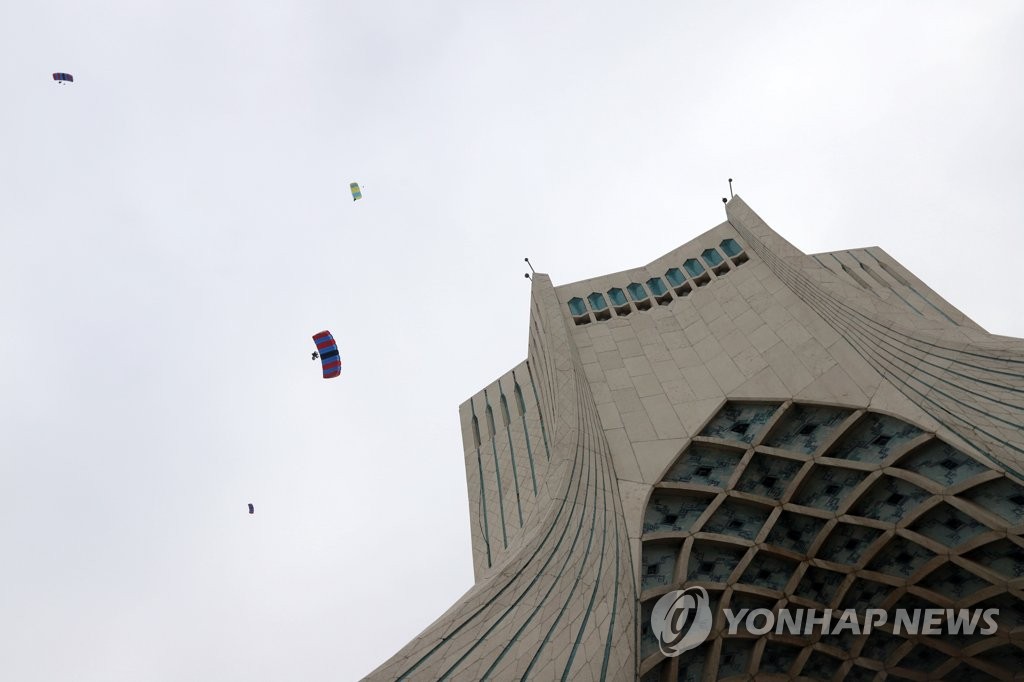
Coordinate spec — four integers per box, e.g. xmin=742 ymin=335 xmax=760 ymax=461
xmin=248 ymin=503 xmax=254 ymax=514
xmin=311 ymin=351 xmax=319 ymax=360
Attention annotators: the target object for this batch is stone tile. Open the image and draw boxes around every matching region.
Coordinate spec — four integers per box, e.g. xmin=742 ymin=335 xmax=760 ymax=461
xmin=617 ymin=338 xmax=644 ymax=358
xmin=622 ymin=410 xmax=658 ymax=442
xmin=624 ymin=355 xmax=653 ymax=377
xmin=604 ymin=367 xmax=633 ymax=391
xmin=633 ymin=438 xmax=688 ymax=483
xmin=641 ymin=394 xmax=688 ymax=439
xmin=633 ymin=373 xmax=664 ymax=399
xmin=605 ymin=428 xmax=643 ymax=483
xmin=749 ymin=323 xmax=782 ymax=353
xmin=596 ymin=401 xmax=623 ymax=429
xmin=612 ymin=387 xmax=644 ymax=414
xmin=680 ymin=364 xmax=722 ymax=400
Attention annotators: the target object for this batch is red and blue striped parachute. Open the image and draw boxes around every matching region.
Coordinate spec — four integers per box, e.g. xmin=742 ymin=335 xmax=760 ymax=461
xmin=52 ymin=72 xmax=74 ymax=83
xmin=312 ymin=330 xmax=341 ymax=378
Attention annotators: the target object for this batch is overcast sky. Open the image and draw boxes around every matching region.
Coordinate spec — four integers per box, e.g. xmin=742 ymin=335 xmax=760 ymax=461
xmin=3 ymin=2 xmax=1023 ymax=680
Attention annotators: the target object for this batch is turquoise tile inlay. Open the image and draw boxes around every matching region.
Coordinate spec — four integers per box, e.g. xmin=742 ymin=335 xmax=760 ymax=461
xmin=794 ymin=565 xmax=845 ymax=605
xmin=867 ymin=536 xmax=935 ymax=577
xmin=976 ymin=592 xmax=1024 ymax=628
xmin=637 ymin=399 xmax=1023 ymax=680
xmin=638 ymin=599 xmax=659 ymax=660
xmin=718 ymin=638 xmax=753 ymax=678
xmin=829 ymin=413 xmax=922 ymax=463
xmin=801 ymin=651 xmax=842 ymax=680
xmin=961 ymin=477 xmax=1024 ymax=525
xmin=818 ymin=523 xmax=883 ymax=565
xmin=642 ymin=491 xmax=711 ymax=534
xmin=840 ymin=577 xmax=892 ymax=611
xmin=641 ymin=544 xmax=678 ymax=591
xmin=735 ymin=452 xmax=802 ymax=499
xmin=687 ymin=542 xmax=745 ymax=583
xmin=895 ymin=439 xmax=987 ymax=486
xmin=759 ymin=641 xmax=800 ymax=675
xmin=700 ymin=401 xmax=781 ymax=444
xmin=909 ymin=503 xmax=988 ymax=548
xmin=663 ymin=443 xmax=743 ymax=488
xmin=792 ymin=465 xmax=869 ymax=511
xmin=862 ymin=628 xmax=905 ymax=661
xmin=943 ymin=664 xmax=1000 ymax=681
xmin=702 ymin=499 xmax=771 ymax=540
xmin=763 ymin=403 xmax=853 ymax=454
xmin=900 ymin=644 xmax=953 ymax=674
xmin=727 ymin=591 xmax=775 ymax=615
xmin=765 ymin=511 xmax=827 ymax=554
xmin=677 ymin=642 xmax=711 ymax=682
xmin=740 ymin=552 xmax=797 ymax=591
xmin=850 ymin=476 xmax=929 ymax=523
xmin=919 ymin=562 xmax=990 ymax=600
xmin=964 ymin=539 xmax=1024 ymax=579
xmin=844 ymin=665 xmax=881 ymax=682
xmin=977 ymin=645 xmax=1024 ymax=672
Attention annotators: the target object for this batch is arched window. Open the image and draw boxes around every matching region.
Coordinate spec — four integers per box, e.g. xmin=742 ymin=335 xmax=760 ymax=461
xmin=471 ymin=415 xmax=481 ymax=448
xmin=486 ymin=405 xmax=496 ymax=437
xmin=514 ymin=383 xmax=526 ymax=416
xmin=587 ymin=292 xmax=608 ymax=310
xmin=500 ymin=394 xmax=511 ymax=427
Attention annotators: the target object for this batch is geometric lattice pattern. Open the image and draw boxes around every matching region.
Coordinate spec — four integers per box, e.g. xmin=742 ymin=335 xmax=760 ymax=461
xmin=640 ymin=400 xmax=1024 ymax=681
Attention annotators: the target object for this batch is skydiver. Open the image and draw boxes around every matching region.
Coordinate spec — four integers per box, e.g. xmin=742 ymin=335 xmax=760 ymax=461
xmin=312 ymin=351 xmax=319 ymax=360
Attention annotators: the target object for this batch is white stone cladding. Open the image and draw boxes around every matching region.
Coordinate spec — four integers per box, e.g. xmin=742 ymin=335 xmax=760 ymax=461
xmin=365 ymin=197 xmax=1024 ymax=681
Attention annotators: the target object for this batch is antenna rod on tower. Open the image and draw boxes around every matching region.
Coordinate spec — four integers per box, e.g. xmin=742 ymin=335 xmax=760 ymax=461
xmin=524 ymin=273 xmax=532 ymax=281
xmin=524 ymin=257 xmax=536 ymax=275
xmin=728 ymin=178 xmax=734 ymax=198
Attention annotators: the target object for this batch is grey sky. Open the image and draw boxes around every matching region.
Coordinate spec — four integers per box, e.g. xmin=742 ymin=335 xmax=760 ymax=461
xmin=2 ymin=2 xmax=1023 ymax=679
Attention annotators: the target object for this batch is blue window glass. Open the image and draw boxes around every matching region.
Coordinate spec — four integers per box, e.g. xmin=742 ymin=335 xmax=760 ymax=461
xmin=702 ymin=248 xmax=724 ymax=267
xmin=720 ymin=238 xmax=742 ymax=257
xmin=568 ymin=297 xmax=586 ymax=316
xmin=665 ymin=268 xmax=685 ymax=286
xmin=627 ymin=282 xmax=648 ymax=301
xmin=514 ymin=383 xmax=526 ymax=415
xmin=587 ymin=292 xmax=608 ymax=310
xmin=646 ymin=277 xmax=668 ymax=296
xmin=607 ymin=287 xmax=627 ymax=306
xmin=499 ymin=394 xmax=511 ymax=427
xmin=485 ymin=405 xmax=496 ymax=436
xmin=683 ymin=259 xmax=705 ymax=277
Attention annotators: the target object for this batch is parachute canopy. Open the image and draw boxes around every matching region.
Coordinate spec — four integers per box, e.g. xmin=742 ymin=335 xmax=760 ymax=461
xmin=350 ymin=182 xmax=362 ymax=201
xmin=52 ymin=72 xmax=74 ymax=83
xmin=312 ymin=330 xmax=341 ymax=378
xmin=248 ymin=503 xmax=254 ymax=514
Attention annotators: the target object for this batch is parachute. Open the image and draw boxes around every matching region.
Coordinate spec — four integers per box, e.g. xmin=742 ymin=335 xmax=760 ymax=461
xmin=52 ymin=72 xmax=74 ymax=84
xmin=248 ymin=503 xmax=254 ymax=514
xmin=350 ymin=182 xmax=362 ymax=201
xmin=312 ymin=331 xmax=341 ymax=378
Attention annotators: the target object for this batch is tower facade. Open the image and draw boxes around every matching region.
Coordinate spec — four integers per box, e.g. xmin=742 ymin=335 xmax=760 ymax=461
xmin=367 ymin=198 xmax=1024 ymax=680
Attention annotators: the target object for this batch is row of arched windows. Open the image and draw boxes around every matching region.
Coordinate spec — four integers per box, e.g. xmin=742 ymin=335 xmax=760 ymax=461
xmin=471 ymin=382 xmax=528 ymax=448
xmin=567 ymin=238 xmax=749 ymax=325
